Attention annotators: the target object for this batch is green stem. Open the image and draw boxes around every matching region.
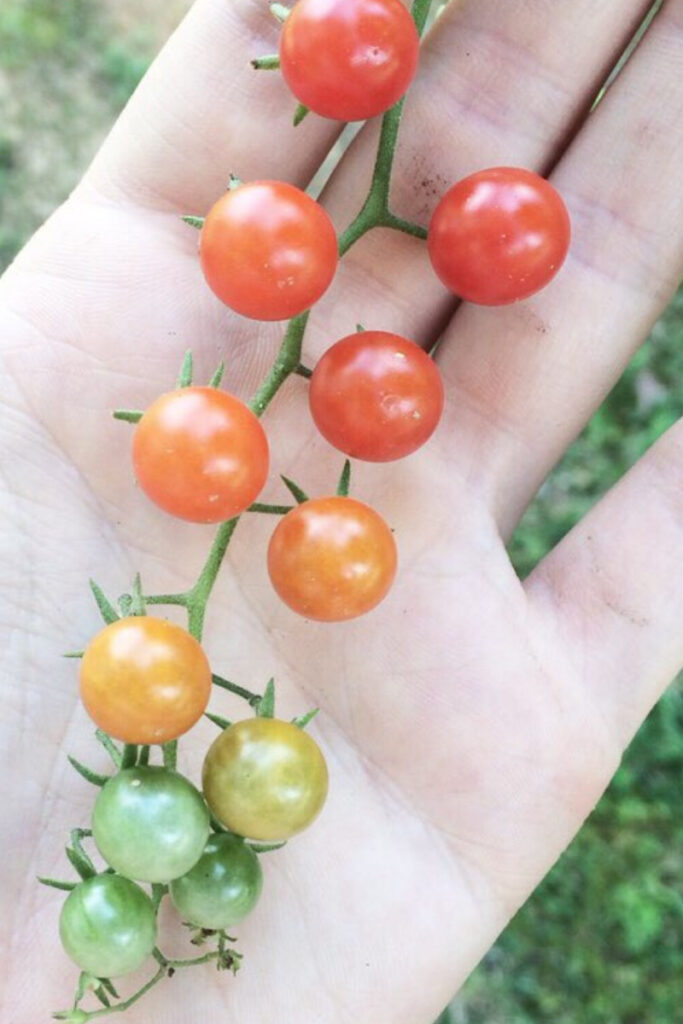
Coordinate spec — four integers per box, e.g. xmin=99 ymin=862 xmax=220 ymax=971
xmin=186 ymin=518 xmax=239 ymax=641
xmin=249 ymin=312 xmax=310 ymax=417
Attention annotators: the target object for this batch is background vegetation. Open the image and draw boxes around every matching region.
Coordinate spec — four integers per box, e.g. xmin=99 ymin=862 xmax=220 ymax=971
xmin=2 ymin=2 xmax=681 ymax=1021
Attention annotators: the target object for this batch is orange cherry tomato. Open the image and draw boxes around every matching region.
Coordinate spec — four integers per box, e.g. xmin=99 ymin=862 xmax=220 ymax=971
xmin=267 ymin=496 xmax=397 ymax=621
xmin=80 ymin=617 xmax=212 ymax=744
xmin=133 ymin=387 xmax=269 ymax=523
xmin=199 ymin=181 xmax=338 ymax=321
xmin=309 ymin=330 xmax=444 ymax=461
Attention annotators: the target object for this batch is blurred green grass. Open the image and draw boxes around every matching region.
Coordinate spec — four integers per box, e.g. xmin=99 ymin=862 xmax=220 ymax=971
xmin=2 ymin=2 xmax=682 ymax=1021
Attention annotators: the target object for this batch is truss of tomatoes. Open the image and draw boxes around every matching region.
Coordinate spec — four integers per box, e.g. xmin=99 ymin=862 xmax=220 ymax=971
xmin=53 ymin=0 xmax=571 ymax=996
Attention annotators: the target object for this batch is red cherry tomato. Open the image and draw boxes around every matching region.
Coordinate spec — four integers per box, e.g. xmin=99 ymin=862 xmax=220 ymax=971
xmin=133 ymin=387 xmax=269 ymax=523
xmin=428 ymin=167 xmax=571 ymax=305
xmin=199 ymin=181 xmax=338 ymax=321
xmin=80 ymin=617 xmax=212 ymax=744
xmin=279 ymin=0 xmax=420 ymax=122
xmin=267 ymin=496 xmax=397 ymax=621
xmin=309 ymin=330 xmax=444 ymax=461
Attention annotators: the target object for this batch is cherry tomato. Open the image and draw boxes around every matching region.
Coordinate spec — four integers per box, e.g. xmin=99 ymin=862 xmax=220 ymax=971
xmin=267 ymin=496 xmax=397 ymax=621
xmin=170 ymin=834 xmax=263 ymax=929
xmin=79 ymin=616 xmax=211 ymax=744
xmin=59 ymin=874 xmax=157 ymax=978
xmin=279 ymin=0 xmax=420 ymax=122
xmin=92 ymin=767 xmax=210 ymax=883
xmin=199 ymin=181 xmax=338 ymax=321
xmin=202 ymin=718 xmax=328 ymax=841
xmin=133 ymin=386 xmax=269 ymax=523
xmin=428 ymin=167 xmax=571 ymax=305
xmin=309 ymin=330 xmax=444 ymax=461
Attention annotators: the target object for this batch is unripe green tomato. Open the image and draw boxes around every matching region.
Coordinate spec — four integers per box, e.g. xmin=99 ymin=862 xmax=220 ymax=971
xmin=202 ymin=718 xmax=329 ymax=841
xmin=170 ymin=833 xmax=263 ymax=929
xmin=59 ymin=874 xmax=156 ymax=978
xmin=92 ymin=767 xmax=210 ymax=883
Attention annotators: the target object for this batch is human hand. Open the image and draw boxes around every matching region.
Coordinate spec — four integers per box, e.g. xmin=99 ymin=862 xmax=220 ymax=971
xmin=1 ymin=1 xmax=682 ymax=1021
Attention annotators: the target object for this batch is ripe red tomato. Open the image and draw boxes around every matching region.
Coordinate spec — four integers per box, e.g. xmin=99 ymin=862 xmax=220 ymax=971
xmin=199 ymin=181 xmax=338 ymax=321
xmin=309 ymin=330 xmax=444 ymax=461
xmin=80 ymin=616 xmax=212 ymax=744
xmin=279 ymin=0 xmax=420 ymax=122
xmin=133 ymin=386 xmax=269 ymax=523
xmin=428 ymin=167 xmax=571 ymax=305
xmin=267 ymin=496 xmax=397 ymax=621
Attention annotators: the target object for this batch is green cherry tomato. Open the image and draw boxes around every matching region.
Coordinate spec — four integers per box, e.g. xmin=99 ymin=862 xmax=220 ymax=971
xmin=92 ymin=767 xmax=210 ymax=883
xmin=169 ymin=833 xmax=263 ymax=929
xmin=59 ymin=874 xmax=156 ymax=978
xmin=202 ymin=718 xmax=329 ymax=841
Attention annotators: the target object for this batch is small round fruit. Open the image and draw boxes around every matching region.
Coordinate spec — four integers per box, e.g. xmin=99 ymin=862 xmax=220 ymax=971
xmin=59 ymin=874 xmax=156 ymax=978
xmin=93 ymin=767 xmax=210 ymax=883
xmin=428 ymin=167 xmax=571 ymax=305
xmin=202 ymin=718 xmax=329 ymax=841
xmin=267 ymin=496 xmax=397 ymax=621
xmin=170 ymin=834 xmax=263 ymax=929
xmin=309 ymin=330 xmax=444 ymax=461
xmin=133 ymin=386 xmax=269 ymax=523
xmin=79 ymin=616 xmax=211 ymax=745
xmin=279 ymin=0 xmax=420 ymax=122
xmin=199 ymin=181 xmax=338 ymax=321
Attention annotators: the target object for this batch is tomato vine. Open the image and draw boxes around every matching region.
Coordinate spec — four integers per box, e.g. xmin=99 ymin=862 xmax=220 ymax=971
xmin=46 ymin=0 xmax=436 ymax=1019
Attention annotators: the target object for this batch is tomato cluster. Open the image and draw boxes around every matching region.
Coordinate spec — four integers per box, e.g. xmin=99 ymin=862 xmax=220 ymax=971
xmin=53 ymin=0 xmax=573 ymax=1003
xmin=66 ymin=609 xmax=329 ymax=978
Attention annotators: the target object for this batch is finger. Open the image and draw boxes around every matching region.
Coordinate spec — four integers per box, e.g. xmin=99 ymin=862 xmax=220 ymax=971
xmin=306 ymin=0 xmax=652 ymax=353
xmin=526 ymin=412 xmax=683 ymax=750
xmin=80 ymin=0 xmax=341 ymax=211
xmin=434 ymin=0 xmax=683 ymax=534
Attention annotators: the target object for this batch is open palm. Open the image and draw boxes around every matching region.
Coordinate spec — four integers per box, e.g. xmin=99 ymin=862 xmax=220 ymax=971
xmin=2 ymin=1 xmax=683 ymax=1021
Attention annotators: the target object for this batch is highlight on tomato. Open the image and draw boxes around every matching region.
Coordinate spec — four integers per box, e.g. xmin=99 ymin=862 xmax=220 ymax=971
xmin=428 ymin=166 xmax=571 ymax=305
xmin=92 ymin=767 xmax=210 ymax=883
xmin=309 ymin=330 xmax=444 ymax=461
xmin=279 ymin=0 xmax=420 ymax=122
xmin=59 ymin=874 xmax=157 ymax=979
xmin=133 ymin=386 xmax=269 ymax=523
xmin=202 ymin=718 xmax=329 ymax=841
xmin=267 ymin=495 xmax=397 ymax=621
xmin=199 ymin=180 xmax=338 ymax=321
xmin=79 ymin=616 xmax=212 ymax=744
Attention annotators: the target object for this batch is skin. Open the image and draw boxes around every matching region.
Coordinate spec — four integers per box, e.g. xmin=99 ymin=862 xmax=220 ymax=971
xmin=309 ymin=330 xmax=445 ymax=461
xmin=80 ymin=617 xmax=212 ymax=744
xmin=280 ymin=0 xmax=420 ymax=120
xmin=1 ymin=1 xmax=682 ymax=1022
xmin=92 ymin=767 xmax=210 ymax=883
xmin=203 ymin=718 xmax=329 ymax=840
xmin=133 ymin=387 xmax=270 ymax=522
xmin=170 ymin=833 xmax=264 ymax=929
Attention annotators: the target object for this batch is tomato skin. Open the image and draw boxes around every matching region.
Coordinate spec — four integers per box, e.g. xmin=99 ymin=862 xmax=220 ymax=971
xmin=59 ymin=874 xmax=157 ymax=978
xmin=169 ymin=834 xmax=263 ymax=929
xmin=267 ymin=496 xmax=397 ymax=621
xmin=133 ymin=387 xmax=269 ymax=523
xmin=309 ymin=331 xmax=444 ymax=461
xmin=202 ymin=719 xmax=329 ymax=841
xmin=428 ymin=167 xmax=571 ymax=305
xmin=199 ymin=182 xmax=338 ymax=321
xmin=93 ymin=767 xmax=210 ymax=883
xmin=279 ymin=0 xmax=420 ymax=122
xmin=79 ymin=617 xmax=211 ymax=744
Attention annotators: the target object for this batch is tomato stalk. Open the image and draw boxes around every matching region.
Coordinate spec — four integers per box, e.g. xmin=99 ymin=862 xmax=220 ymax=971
xmin=58 ymin=1 xmax=436 ymax=1017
